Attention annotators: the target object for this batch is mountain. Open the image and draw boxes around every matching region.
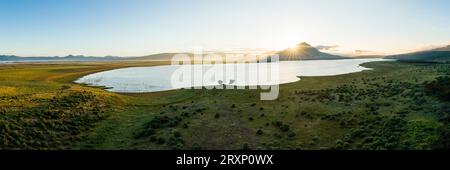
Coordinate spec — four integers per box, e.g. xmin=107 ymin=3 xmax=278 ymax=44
xmin=1 ymin=42 xmax=347 ymax=62
xmin=433 ymin=45 xmax=450 ymax=51
xmin=126 ymin=52 xmax=259 ymax=62
xmin=352 ymin=55 xmax=385 ymax=59
xmin=277 ymin=42 xmax=348 ymax=60
xmin=126 ymin=53 xmax=193 ymax=61
xmin=0 ymin=55 xmax=122 ymax=62
xmin=385 ymin=45 xmax=450 ymax=63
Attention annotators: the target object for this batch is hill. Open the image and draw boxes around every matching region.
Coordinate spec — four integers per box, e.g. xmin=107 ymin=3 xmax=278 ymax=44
xmin=385 ymin=45 xmax=450 ymax=63
xmin=126 ymin=53 xmax=190 ymax=61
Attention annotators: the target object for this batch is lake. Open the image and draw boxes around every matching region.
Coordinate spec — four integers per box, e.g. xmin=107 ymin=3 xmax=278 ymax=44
xmin=75 ymin=59 xmax=391 ymax=93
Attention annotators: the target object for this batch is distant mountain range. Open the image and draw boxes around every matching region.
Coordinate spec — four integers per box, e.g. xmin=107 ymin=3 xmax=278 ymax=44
xmin=277 ymin=42 xmax=348 ymax=60
xmin=126 ymin=52 xmax=260 ymax=62
xmin=2 ymin=43 xmax=449 ymax=62
xmin=385 ymin=45 xmax=450 ymax=63
xmin=0 ymin=55 xmax=121 ymax=62
xmin=126 ymin=53 xmax=193 ymax=61
xmin=124 ymin=43 xmax=349 ymax=61
xmin=0 ymin=42 xmax=348 ymax=62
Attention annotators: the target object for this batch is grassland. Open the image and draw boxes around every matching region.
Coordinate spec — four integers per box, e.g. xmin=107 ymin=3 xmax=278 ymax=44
xmin=0 ymin=60 xmax=449 ymax=150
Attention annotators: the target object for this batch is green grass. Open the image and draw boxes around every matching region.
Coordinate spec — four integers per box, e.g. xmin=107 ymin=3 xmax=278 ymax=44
xmin=0 ymin=61 xmax=449 ymax=150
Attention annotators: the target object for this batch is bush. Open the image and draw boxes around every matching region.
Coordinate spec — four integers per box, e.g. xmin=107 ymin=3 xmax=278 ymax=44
xmin=157 ymin=137 xmax=166 ymax=144
xmin=256 ymin=129 xmax=263 ymax=135
xmin=191 ymin=143 xmax=202 ymax=150
xmin=272 ymin=121 xmax=283 ymax=127
xmin=335 ymin=139 xmax=348 ymax=149
xmin=273 ymin=133 xmax=282 ymax=138
xmin=287 ymin=131 xmax=296 ymax=138
xmin=241 ymin=143 xmax=250 ymax=150
xmin=168 ymin=136 xmax=184 ymax=150
xmin=150 ymin=136 xmax=157 ymax=142
xmin=140 ymin=128 xmax=155 ymax=137
xmin=147 ymin=116 xmax=170 ymax=129
xmin=173 ymin=131 xmax=181 ymax=138
xmin=280 ymin=124 xmax=290 ymax=132
xmin=434 ymin=126 xmax=450 ymax=149
xmin=425 ymin=76 xmax=450 ymax=101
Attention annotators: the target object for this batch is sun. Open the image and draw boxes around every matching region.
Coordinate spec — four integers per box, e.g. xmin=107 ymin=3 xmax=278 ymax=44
xmin=288 ymin=44 xmax=299 ymax=50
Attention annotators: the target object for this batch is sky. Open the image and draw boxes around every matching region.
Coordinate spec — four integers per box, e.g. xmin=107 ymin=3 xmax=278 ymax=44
xmin=0 ymin=0 xmax=449 ymax=56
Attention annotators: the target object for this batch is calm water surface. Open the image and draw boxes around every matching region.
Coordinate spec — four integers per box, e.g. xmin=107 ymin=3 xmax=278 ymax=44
xmin=75 ymin=59 xmax=392 ymax=93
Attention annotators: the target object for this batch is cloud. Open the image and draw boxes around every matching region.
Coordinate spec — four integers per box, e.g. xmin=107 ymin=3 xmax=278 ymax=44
xmin=315 ymin=45 xmax=339 ymax=51
xmin=354 ymin=50 xmax=373 ymax=54
xmin=354 ymin=49 xmax=386 ymax=56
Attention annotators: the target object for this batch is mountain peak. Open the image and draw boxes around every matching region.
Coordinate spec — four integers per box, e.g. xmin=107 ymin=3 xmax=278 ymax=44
xmin=297 ymin=42 xmax=312 ymax=47
xmin=277 ymin=42 xmax=346 ymax=60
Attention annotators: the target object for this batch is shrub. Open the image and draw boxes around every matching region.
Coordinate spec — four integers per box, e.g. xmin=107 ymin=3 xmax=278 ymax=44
xmin=256 ymin=129 xmax=263 ymax=135
xmin=157 ymin=137 xmax=166 ymax=144
xmin=273 ymin=133 xmax=282 ymax=138
xmin=335 ymin=139 xmax=344 ymax=147
xmin=150 ymin=136 xmax=157 ymax=142
xmin=272 ymin=121 xmax=283 ymax=127
xmin=141 ymin=128 xmax=155 ymax=137
xmin=425 ymin=76 xmax=450 ymax=101
xmin=173 ymin=131 xmax=181 ymax=138
xmin=280 ymin=124 xmax=290 ymax=132
xmin=191 ymin=143 xmax=202 ymax=150
xmin=241 ymin=143 xmax=249 ymax=150
xmin=287 ymin=131 xmax=296 ymax=138
xmin=168 ymin=136 xmax=184 ymax=150
xmin=147 ymin=116 xmax=169 ymax=129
